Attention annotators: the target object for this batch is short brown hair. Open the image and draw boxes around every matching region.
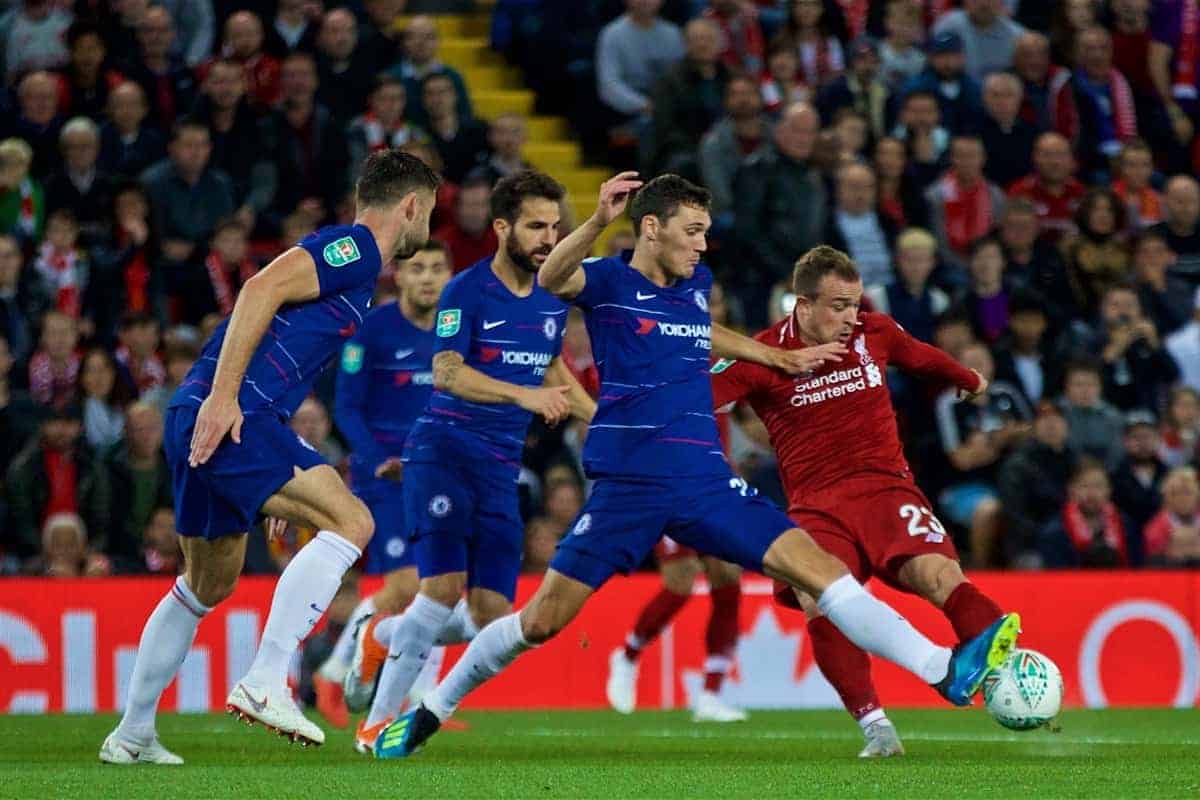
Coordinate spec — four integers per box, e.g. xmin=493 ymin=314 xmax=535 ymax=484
xmin=792 ymin=245 xmax=860 ymax=298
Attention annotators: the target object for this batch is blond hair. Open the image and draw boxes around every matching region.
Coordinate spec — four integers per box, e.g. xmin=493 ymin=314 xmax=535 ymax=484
xmin=896 ymin=227 xmax=937 ymax=254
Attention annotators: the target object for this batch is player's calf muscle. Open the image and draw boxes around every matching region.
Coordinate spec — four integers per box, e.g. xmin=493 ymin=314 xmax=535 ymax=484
xmin=899 ymin=554 xmax=965 ymax=607
xmin=762 ymin=528 xmax=849 ymax=596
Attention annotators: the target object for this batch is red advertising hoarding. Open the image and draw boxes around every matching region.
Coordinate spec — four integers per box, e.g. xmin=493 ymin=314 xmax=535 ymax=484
xmin=1 ymin=572 xmax=1196 ymax=713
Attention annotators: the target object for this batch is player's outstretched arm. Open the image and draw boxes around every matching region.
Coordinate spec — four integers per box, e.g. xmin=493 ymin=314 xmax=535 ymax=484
xmin=884 ymin=319 xmax=983 ymax=396
xmin=538 ymin=171 xmax=642 ymax=299
xmin=711 ymin=323 xmax=846 ymax=375
xmin=433 ymin=351 xmax=571 ymax=425
xmin=188 ymin=248 xmax=321 ymax=466
xmin=544 ymin=357 xmax=597 ymax=423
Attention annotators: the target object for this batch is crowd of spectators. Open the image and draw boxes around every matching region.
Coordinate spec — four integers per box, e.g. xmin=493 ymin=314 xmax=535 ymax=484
xmin=2 ymin=0 xmax=1199 ymax=579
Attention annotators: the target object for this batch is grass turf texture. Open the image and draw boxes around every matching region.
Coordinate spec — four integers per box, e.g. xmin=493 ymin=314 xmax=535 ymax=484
xmin=3 ymin=709 xmax=1198 ymax=799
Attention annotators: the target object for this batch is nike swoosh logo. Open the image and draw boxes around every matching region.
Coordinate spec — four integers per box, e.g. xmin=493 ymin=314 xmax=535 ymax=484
xmin=395 ymin=348 xmax=415 ymax=360
xmin=118 ymin=743 xmax=141 ymax=759
xmin=482 ymin=320 xmax=506 ymax=330
xmin=636 ymin=291 xmax=656 ymax=300
xmin=242 ymin=686 xmax=268 ymax=713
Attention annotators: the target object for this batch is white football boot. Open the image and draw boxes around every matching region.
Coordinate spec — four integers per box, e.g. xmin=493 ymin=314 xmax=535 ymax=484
xmin=605 ymin=648 xmax=638 ymax=714
xmin=858 ymin=720 xmax=905 ymax=758
xmin=99 ymin=729 xmax=184 ymax=765
xmin=226 ymin=680 xmax=325 ymax=746
xmin=691 ymin=690 xmax=748 ymax=722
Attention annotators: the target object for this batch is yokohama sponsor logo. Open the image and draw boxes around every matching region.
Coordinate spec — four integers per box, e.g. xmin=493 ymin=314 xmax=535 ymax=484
xmin=658 ymin=322 xmax=711 ymax=338
xmin=790 ymin=367 xmax=867 ymax=407
xmin=502 ymin=351 xmax=553 ymax=366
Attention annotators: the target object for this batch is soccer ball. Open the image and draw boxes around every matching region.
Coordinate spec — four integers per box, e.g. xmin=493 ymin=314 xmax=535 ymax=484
xmin=982 ymin=649 xmax=1063 ymax=731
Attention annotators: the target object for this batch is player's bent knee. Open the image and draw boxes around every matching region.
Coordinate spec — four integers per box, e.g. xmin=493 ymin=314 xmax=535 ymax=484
xmin=519 ymin=606 xmax=563 ymax=644
xmin=904 ymin=555 xmax=966 ymax=606
xmin=186 ymin=571 xmax=238 ymax=608
xmin=336 ymin=497 xmax=375 ymax=549
xmin=660 ymin=558 xmax=701 ymax=594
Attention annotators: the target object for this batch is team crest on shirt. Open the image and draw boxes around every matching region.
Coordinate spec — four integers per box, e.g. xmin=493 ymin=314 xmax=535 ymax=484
xmin=341 ymin=343 xmax=364 ymax=374
xmin=572 ymin=513 xmax=592 ymax=536
xmin=693 ymin=290 xmax=708 ymax=311
xmin=385 ymin=537 xmax=406 ymax=558
xmin=429 ymin=495 xmax=452 ymax=517
xmin=323 ymin=236 xmax=361 ymax=267
xmin=543 ymin=317 xmax=558 ymax=340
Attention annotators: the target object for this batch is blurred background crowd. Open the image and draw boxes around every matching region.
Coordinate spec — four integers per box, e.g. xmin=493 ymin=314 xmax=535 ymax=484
xmin=1 ymin=0 xmax=1199 ymax=582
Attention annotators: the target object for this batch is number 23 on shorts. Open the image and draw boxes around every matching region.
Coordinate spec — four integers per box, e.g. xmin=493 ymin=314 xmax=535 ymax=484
xmin=899 ymin=504 xmax=946 ymax=543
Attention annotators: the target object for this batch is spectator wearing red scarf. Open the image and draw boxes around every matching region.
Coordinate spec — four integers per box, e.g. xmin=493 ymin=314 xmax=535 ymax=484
xmin=1039 ymin=459 xmax=1132 ymax=568
xmin=925 ymin=136 xmax=1005 ymax=272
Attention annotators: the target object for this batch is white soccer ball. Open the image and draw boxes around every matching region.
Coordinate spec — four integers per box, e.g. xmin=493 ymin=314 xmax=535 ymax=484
xmin=982 ymin=648 xmax=1063 ymax=731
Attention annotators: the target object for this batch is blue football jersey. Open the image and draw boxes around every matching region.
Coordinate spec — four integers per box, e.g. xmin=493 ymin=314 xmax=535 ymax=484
xmin=404 ymin=257 xmax=567 ymax=468
xmin=334 ymin=301 xmax=436 ymax=479
xmin=169 ymin=224 xmax=382 ymax=419
xmin=573 ymin=254 xmax=727 ymax=479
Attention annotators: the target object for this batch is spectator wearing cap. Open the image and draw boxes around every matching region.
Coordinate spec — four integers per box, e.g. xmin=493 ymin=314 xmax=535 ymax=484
xmin=191 ymin=59 xmax=269 ymax=232
xmin=1038 ymin=458 xmax=1133 ymax=568
xmin=421 ymin=72 xmax=490 ymax=184
xmin=1052 ymin=27 xmax=1139 ymax=180
xmin=979 ymin=72 xmax=1036 ymax=190
xmin=879 ymin=0 xmax=925 ymax=92
xmin=1059 ymin=358 xmax=1124 ymax=468
xmin=823 ymin=162 xmax=896 ymax=287
xmin=258 ymin=52 xmax=350 ymax=228
xmin=703 ymin=0 xmax=765 ymax=74
xmin=391 ymin=15 xmax=474 ymax=129
xmin=863 ymin=227 xmax=948 ymax=343
xmin=124 ymin=6 xmax=199 ymax=134
xmin=44 ymin=116 xmax=115 ymax=247
xmin=98 ymin=82 xmax=166 ymax=180
xmin=434 ymin=173 xmax=499 ymax=273
xmin=1166 ymin=287 xmax=1200 ymax=392
xmin=645 ymin=17 xmax=730 ymax=178
xmin=1144 ymin=466 xmax=1200 ymax=566
xmin=993 ymin=288 xmax=1053 ymax=408
xmin=926 ymin=136 xmax=1005 ymax=273
xmin=732 ymin=102 xmax=827 ymax=327
xmin=4 ymin=401 xmax=112 ymax=560
xmin=1135 ymin=231 xmax=1194 ymax=336
xmin=0 ymin=138 xmax=46 ymax=247
xmin=1149 ymin=175 xmax=1200 ymax=282
xmin=1012 ymin=32 xmax=1064 ymax=132
xmin=347 ymin=75 xmax=431 ymax=180
xmin=1111 ymin=408 xmax=1169 ymax=554
xmin=314 ymin=8 xmax=376 ymax=123
xmin=6 ymin=71 xmax=66 ymax=180
xmin=900 ymin=31 xmax=984 ymax=135
xmin=931 ymin=0 xmax=1026 ymax=83
xmin=0 ymin=0 xmax=72 ymax=84
xmin=1008 ymin=132 xmax=1086 ymax=244
xmin=997 ymin=400 xmax=1078 ymax=566
xmin=140 ymin=119 xmax=236 ymax=269
xmin=817 ymin=36 xmax=889 ymax=141
xmin=700 ymin=74 xmax=771 ymax=223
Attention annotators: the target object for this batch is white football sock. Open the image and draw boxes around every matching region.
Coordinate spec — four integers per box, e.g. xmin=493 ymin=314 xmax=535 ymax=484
xmin=365 ymin=594 xmax=453 ymax=727
xmin=372 ymin=614 xmax=398 ymax=646
xmin=407 ymin=645 xmax=446 ymax=705
xmin=244 ymin=530 xmax=361 ymax=689
xmin=817 ymin=575 xmax=951 ymax=684
xmin=423 ymin=613 xmax=532 ymax=722
xmin=324 ymin=595 xmax=377 ymax=675
xmin=434 ymin=598 xmax=479 ymax=645
xmin=117 ymin=576 xmax=211 ymax=743
xmin=858 ymin=708 xmax=888 ymax=730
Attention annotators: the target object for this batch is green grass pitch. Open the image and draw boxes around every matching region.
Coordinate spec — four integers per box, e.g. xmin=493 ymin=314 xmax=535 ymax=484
xmin=3 ymin=709 xmax=1198 ymax=799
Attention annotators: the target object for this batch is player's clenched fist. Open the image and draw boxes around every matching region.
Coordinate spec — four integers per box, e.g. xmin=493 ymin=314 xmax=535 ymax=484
xmin=188 ymin=393 xmax=243 ymax=467
xmin=770 ymin=342 xmax=847 ymax=375
xmin=519 ymin=384 xmax=572 ymax=426
xmin=592 ymin=171 xmax=644 ymax=227
xmin=958 ymin=368 xmax=988 ymax=400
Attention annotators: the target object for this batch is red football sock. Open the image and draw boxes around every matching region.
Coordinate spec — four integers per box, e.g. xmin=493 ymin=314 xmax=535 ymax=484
xmin=624 ymin=588 xmax=691 ymax=661
xmin=808 ymin=615 xmax=880 ymax=720
xmin=941 ymin=582 xmax=1005 ymax=642
xmin=703 ymin=583 xmax=741 ymax=692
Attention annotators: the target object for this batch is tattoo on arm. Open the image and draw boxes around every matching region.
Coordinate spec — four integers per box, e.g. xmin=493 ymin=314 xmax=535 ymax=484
xmin=433 ymin=351 xmax=464 ymax=392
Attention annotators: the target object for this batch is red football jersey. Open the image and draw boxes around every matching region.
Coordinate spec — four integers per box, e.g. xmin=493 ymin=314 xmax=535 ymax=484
xmin=710 ymin=311 xmax=980 ymax=508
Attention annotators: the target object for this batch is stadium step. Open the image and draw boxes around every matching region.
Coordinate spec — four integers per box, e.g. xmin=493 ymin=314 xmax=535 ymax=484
xmin=438 ymin=37 xmax=504 ymax=69
xmin=472 ymin=88 xmax=536 ymax=117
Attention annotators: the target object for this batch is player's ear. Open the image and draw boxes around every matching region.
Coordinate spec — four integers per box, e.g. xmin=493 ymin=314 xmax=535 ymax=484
xmin=492 ymin=215 xmax=509 ymax=239
xmin=643 ymin=215 xmax=658 ymax=242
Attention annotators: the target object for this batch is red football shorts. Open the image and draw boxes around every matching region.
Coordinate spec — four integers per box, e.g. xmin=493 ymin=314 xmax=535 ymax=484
xmin=773 ymin=475 xmax=959 ymax=610
xmin=654 ymin=536 xmax=700 ymax=563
